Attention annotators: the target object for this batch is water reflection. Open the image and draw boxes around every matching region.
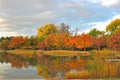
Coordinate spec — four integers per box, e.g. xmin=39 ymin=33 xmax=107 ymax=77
xmin=0 ymin=52 xmax=120 ymax=79
xmin=0 ymin=52 xmax=86 ymax=79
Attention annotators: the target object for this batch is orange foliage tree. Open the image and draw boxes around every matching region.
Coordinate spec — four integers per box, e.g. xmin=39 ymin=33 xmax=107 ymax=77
xmin=54 ymin=33 xmax=69 ymax=49
xmin=107 ymin=32 xmax=120 ymax=56
xmin=76 ymin=33 xmax=93 ymax=51
xmin=92 ymin=36 xmax=106 ymax=51
xmin=66 ymin=36 xmax=77 ymax=50
xmin=8 ymin=36 xmax=28 ymax=49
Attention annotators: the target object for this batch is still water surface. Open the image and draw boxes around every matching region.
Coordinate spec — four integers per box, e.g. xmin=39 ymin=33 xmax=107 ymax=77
xmin=0 ymin=52 xmax=80 ymax=79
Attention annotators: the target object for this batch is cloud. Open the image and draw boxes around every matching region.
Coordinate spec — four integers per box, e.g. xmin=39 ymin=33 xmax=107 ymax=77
xmin=99 ymin=0 xmax=119 ymax=7
xmin=0 ymin=18 xmax=6 ymax=23
xmin=82 ymin=14 xmax=120 ymax=33
xmin=0 ymin=31 xmax=21 ymax=37
xmin=0 ymin=0 xmax=120 ymax=37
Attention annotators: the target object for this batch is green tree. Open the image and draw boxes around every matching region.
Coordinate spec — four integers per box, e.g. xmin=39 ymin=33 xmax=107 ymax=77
xmin=28 ymin=36 xmax=38 ymax=50
xmin=0 ymin=39 xmax=9 ymax=52
xmin=88 ymin=28 xmax=104 ymax=37
xmin=106 ymin=19 xmax=120 ymax=34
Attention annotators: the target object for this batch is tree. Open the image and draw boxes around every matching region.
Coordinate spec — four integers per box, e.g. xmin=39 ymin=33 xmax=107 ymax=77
xmin=37 ymin=24 xmax=58 ymax=41
xmin=28 ymin=36 xmax=38 ymax=50
xmin=8 ymin=36 xmax=28 ymax=49
xmin=44 ymin=33 xmax=56 ymax=50
xmin=66 ymin=36 xmax=77 ymax=50
xmin=92 ymin=36 xmax=106 ymax=60
xmin=0 ymin=39 xmax=9 ymax=52
xmin=92 ymin=37 xmax=106 ymax=51
xmin=37 ymin=41 xmax=45 ymax=50
xmin=88 ymin=28 xmax=104 ymax=37
xmin=76 ymin=33 xmax=93 ymax=51
xmin=107 ymin=33 xmax=120 ymax=57
xmin=106 ymin=19 xmax=120 ymax=34
xmin=53 ymin=33 xmax=69 ymax=49
xmin=59 ymin=23 xmax=70 ymax=33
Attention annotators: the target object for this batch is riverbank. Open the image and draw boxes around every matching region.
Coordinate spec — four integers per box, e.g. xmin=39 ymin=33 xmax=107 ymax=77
xmin=0 ymin=49 xmax=91 ymax=57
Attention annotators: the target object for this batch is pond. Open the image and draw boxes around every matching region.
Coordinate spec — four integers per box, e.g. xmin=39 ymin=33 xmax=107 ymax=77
xmin=0 ymin=52 xmax=84 ymax=79
xmin=0 ymin=52 xmax=120 ymax=79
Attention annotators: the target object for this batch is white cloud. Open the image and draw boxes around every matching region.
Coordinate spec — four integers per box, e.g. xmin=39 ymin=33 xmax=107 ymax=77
xmin=0 ymin=18 xmax=6 ymax=23
xmin=39 ymin=11 xmax=56 ymax=19
xmin=59 ymin=0 xmax=85 ymax=8
xmin=0 ymin=31 xmax=27 ymax=37
xmin=82 ymin=14 xmax=120 ymax=33
xmin=100 ymin=0 xmax=119 ymax=7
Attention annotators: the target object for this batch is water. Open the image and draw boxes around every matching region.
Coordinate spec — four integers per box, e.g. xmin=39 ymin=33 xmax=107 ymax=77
xmin=0 ymin=63 xmax=40 ymax=79
xmin=0 ymin=52 xmax=80 ymax=79
xmin=0 ymin=52 xmax=43 ymax=79
xmin=0 ymin=52 xmax=120 ymax=79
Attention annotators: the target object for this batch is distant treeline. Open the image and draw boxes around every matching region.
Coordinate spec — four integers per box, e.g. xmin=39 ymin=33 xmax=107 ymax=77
xmin=0 ymin=19 xmax=120 ymax=52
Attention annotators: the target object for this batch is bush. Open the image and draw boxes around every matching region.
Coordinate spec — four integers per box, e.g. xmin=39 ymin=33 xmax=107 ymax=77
xmin=66 ymin=71 xmax=90 ymax=79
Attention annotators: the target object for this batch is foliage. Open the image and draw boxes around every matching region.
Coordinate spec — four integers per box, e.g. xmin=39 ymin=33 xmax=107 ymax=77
xmin=28 ymin=36 xmax=38 ymax=49
xmin=65 ymin=59 xmax=86 ymax=71
xmin=107 ymin=32 xmax=120 ymax=51
xmin=88 ymin=28 xmax=104 ymax=37
xmin=0 ymin=39 xmax=9 ymax=51
xmin=92 ymin=36 xmax=106 ymax=51
xmin=8 ymin=36 xmax=28 ymax=49
xmin=76 ymin=33 xmax=93 ymax=51
xmin=37 ymin=23 xmax=58 ymax=39
xmin=66 ymin=71 xmax=90 ymax=79
xmin=106 ymin=19 xmax=120 ymax=34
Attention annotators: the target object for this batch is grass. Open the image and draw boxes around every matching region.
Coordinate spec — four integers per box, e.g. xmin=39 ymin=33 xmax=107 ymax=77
xmin=41 ymin=50 xmax=79 ymax=56
xmin=7 ymin=49 xmax=35 ymax=55
xmin=0 ymin=50 xmax=3 ymax=53
xmin=5 ymin=49 xmax=90 ymax=57
xmin=2 ymin=49 xmax=119 ymax=58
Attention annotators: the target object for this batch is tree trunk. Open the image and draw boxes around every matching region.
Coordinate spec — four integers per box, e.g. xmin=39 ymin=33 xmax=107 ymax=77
xmin=97 ymin=46 xmax=101 ymax=60
xmin=3 ymin=49 xmax=6 ymax=52
xmin=84 ymin=47 xmax=86 ymax=52
xmin=114 ymin=47 xmax=117 ymax=58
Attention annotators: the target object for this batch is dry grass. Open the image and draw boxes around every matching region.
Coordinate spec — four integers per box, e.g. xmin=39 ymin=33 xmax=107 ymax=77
xmin=5 ymin=49 xmax=90 ymax=57
xmin=37 ymin=50 xmax=90 ymax=57
xmin=40 ymin=50 xmax=79 ymax=56
xmin=7 ymin=49 xmax=35 ymax=55
xmin=0 ymin=50 xmax=3 ymax=53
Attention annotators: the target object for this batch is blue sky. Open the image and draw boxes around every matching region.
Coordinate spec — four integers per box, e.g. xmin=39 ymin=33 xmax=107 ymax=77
xmin=0 ymin=0 xmax=120 ymax=37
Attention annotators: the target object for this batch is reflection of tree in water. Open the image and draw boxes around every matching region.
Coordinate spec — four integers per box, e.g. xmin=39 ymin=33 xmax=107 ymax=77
xmin=0 ymin=52 xmax=90 ymax=79
xmin=0 ymin=52 xmax=38 ymax=68
xmin=37 ymin=55 xmax=86 ymax=78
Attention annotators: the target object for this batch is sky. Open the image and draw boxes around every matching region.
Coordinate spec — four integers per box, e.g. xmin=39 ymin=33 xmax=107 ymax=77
xmin=0 ymin=0 xmax=120 ymax=37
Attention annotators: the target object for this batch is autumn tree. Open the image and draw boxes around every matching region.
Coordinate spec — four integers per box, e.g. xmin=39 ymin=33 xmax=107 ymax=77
xmin=107 ymin=32 xmax=120 ymax=57
xmin=92 ymin=36 xmax=106 ymax=51
xmin=76 ymin=33 xmax=93 ymax=51
xmin=37 ymin=41 xmax=45 ymax=50
xmin=66 ymin=36 xmax=77 ymax=50
xmin=8 ymin=36 xmax=28 ymax=49
xmin=92 ymin=36 xmax=106 ymax=60
xmin=44 ymin=33 xmax=56 ymax=50
xmin=106 ymin=19 xmax=120 ymax=34
xmin=37 ymin=23 xmax=58 ymax=41
xmin=53 ymin=33 xmax=69 ymax=49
